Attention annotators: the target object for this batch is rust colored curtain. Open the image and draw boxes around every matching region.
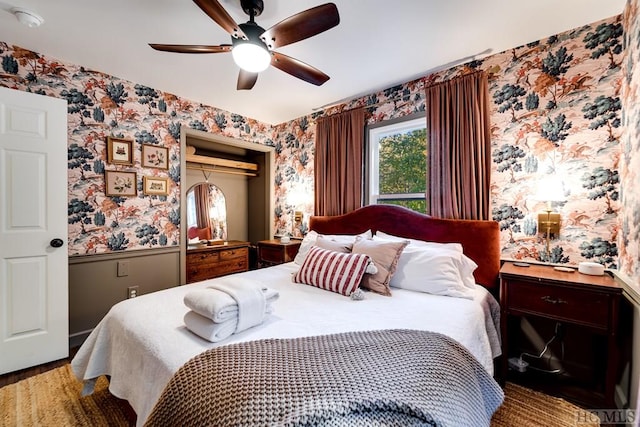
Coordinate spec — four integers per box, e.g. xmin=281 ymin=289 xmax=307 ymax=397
xmin=194 ymin=184 xmax=211 ymax=230
xmin=314 ymin=108 xmax=365 ymax=216
xmin=425 ymin=72 xmax=491 ymax=220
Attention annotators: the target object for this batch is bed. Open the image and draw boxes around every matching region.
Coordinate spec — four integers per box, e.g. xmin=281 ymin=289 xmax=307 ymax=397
xmin=71 ymin=205 xmax=504 ymax=426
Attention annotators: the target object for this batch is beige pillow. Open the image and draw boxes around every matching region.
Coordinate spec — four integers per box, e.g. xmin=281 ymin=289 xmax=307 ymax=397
xmin=294 ymin=230 xmax=373 ymax=265
xmin=352 ymin=238 xmax=408 ymax=296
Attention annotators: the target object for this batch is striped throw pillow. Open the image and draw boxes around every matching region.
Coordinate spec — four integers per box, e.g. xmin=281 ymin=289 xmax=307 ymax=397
xmin=293 ymin=246 xmax=370 ymax=296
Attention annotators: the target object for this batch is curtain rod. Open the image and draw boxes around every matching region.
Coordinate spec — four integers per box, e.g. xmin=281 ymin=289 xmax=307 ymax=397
xmin=186 ymin=164 xmax=257 ymax=177
xmin=422 ymin=69 xmax=485 ymax=90
xmin=316 ymin=95 xmax=417 ymax=118
xmin=317 ymin=69 xmax=487 ymax=119
xmin=312 ymin=46 xmax=491 ymax=116
xmin=315 ymin=87 xmax=423 ymax=114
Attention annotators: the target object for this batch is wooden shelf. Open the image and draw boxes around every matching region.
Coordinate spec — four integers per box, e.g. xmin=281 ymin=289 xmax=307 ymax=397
xmin=185 ymin=153 xmax=258 ymax=171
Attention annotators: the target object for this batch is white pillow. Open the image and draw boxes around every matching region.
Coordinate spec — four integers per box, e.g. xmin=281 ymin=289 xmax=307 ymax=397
xmin=294 ymin=230 xmax=373 ymax=265
xmin=374 ymin=232 xmax=478 ymax=290
xmin=375 ymin=231 xmax=463 ymax=253
xmin=388 ymin=244 xmax=474 ymax=299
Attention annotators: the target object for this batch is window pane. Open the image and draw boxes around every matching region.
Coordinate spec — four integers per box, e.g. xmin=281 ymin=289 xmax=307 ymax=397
xmin=368 ymin=116 xmax=427 ymax=215
xmin=377 ymin=199 xmax=426 ymax=214
xmin=378 ymin=128 xmax=427 ymax=195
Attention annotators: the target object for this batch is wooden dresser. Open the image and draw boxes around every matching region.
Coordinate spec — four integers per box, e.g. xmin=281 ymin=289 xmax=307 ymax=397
xmin=186 ymin=241 xmax=250 ymax=284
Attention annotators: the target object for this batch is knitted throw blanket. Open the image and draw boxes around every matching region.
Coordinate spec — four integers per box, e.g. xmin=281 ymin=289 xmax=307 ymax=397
xmin=145 ymin=329 xmax=504 ymax=427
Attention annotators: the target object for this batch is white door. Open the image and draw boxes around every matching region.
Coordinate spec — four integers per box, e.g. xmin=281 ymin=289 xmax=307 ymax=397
xmin=0 ymin=87 xmax=68 ymax=374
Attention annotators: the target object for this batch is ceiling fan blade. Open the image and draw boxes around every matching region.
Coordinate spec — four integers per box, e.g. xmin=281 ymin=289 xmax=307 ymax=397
xmin=271 ymin=52 xmax=330 ymax=86
xmin=260 ymin=3 xmax=339 ymax=49
xmin=192 ymin=0 xmax=247 ymax=40
xmin=237 ymin=69 xmax=258 ymax=90
xmin=149 ymin=44 xmax=232 ymax=54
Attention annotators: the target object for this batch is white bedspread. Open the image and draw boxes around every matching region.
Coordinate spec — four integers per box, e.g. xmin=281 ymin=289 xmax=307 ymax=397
xmin=71 ymin=262 xmax=501 ymax=426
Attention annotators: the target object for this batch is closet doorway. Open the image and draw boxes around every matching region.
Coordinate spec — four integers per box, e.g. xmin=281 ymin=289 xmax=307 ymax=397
xmin=179 ymin=128 xmax=274 ymax=284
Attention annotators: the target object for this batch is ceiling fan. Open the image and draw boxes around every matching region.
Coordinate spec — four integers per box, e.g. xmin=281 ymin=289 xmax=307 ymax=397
xmin=150 ymin=0 xmax=340 ymax=90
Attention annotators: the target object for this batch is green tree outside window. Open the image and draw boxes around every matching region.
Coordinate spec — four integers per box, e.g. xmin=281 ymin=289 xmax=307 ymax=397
xmin=374 ymin=126 xmax=427 ymax=213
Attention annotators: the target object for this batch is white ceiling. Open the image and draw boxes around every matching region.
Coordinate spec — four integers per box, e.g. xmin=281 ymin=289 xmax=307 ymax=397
xmin=0 ymin=0 xmax=626 ymax=125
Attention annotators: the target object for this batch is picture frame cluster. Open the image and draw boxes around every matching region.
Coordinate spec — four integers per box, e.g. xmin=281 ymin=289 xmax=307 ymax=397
xmin=105 ymin=136 xmax=170 ymax=197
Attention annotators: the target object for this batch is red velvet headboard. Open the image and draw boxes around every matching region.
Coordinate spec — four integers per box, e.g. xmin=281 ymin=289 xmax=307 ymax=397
xmin=308 ymin=205 xmax=500 ymax=289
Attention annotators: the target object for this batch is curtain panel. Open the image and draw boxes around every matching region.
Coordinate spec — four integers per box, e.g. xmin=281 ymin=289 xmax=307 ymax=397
xmin=425 ymin=72 xmax=492 ymax=220
xmin=194 ymin=183 xmax=212 ymax=230
xmin=314 ymin=108 xmax=365 ymax=216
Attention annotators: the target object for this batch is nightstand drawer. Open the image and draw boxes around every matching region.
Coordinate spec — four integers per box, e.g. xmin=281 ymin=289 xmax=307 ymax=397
xmin=508 ymin=280 xmax=610 ymax=329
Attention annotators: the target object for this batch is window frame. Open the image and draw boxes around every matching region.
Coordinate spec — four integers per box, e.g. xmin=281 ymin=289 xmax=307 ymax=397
xmin=365 ymin=114 xmax=427 ymax=210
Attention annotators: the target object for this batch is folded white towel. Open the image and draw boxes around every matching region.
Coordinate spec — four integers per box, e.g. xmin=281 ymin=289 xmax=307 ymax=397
xmin=183 ymin=278 xmax=280 ymax=342
xmin=183 ymin=310 xmax=237 ymax=343
xmin=183 ymin=278 xmax=279 ymax=323
xmin=208 ymin=282 xmax=266 ymax=332
xmin=184 ymin=300 xmax=279 ymax=342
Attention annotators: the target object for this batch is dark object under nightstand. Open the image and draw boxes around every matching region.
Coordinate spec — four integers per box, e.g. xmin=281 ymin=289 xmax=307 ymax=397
xmin=499 ymin=261 xmax=628 ymax=409
xmin=256 ymin=239 xmax=301 ymax=268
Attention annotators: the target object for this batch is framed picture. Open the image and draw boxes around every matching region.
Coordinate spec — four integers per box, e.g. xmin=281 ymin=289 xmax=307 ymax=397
xmin=143 ymin=176 xmax=169 ymax=196
xmin=107 ymin=137 xmax=134 ymax=165
xmin=105 ymin=171 xmax=137 ymax=197
xmin=142 ymin=144 xmax=169 ymax=170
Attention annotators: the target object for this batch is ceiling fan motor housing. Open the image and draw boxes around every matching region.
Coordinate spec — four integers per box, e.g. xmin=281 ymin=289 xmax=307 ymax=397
xmin=240 ymin=0 xmax=264 ymax=17
xmin=232 ymin=21 xmax=269 ymax=50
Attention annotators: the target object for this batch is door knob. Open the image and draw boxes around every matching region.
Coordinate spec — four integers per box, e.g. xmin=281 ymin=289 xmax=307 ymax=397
xmin=50 ymin=238 xmax=64 ymax=248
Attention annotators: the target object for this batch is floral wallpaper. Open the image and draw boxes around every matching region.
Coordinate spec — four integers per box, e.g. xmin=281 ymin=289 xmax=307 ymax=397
xmin=621 ymin=0 xmax=640 ymax=288
xmin=0 ymin=42 xmax=278 ymax=255
xmin=0 ymin=13 xmax=630 ymax=271
xmin=278 ymin=15 xmax=624 ymax=269
xmin=462 ymin=16 xmax=623 ymax=268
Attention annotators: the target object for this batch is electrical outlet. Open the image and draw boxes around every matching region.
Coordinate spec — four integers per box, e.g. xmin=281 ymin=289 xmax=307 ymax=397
xmin=508 ymin=357 xmax=529 ymax=373
xmin=127 ymin=286 xmax=139 ymax=299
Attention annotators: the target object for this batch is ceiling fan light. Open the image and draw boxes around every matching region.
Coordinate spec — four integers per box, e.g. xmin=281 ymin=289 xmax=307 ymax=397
xmin=232 ymin=43 xmax=270 ymax=73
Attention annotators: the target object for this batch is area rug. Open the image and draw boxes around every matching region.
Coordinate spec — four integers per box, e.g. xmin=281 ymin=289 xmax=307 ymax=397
xmin=492 ymin=382 xmax=600 ymax=427
xmin=0 ymin=364 xmax=134 ymax=427
xmin=0 ymin=364 xmax=599 ymax=426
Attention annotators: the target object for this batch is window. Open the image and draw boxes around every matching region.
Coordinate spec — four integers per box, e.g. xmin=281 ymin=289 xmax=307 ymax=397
xmin=186 ymin=189 xmax=197 ymax=229
xmin=367 ymin=116 xmax=427 ymax=213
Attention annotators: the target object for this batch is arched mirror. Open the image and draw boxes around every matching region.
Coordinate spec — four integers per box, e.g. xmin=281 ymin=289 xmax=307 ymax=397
xmin=186 ymin=183 xmax=227 ymax=243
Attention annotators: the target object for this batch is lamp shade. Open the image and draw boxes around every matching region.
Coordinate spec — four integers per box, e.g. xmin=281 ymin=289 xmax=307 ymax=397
xmin=533 ymin=175 xmax=566 ymax=203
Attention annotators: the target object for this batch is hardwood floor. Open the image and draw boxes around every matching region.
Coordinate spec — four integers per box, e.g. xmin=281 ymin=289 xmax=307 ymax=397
xmin=0 ymin=347 xmax=78 ymax=388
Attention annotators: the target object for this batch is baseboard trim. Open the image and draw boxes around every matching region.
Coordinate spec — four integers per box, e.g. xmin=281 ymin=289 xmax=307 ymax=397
xmin=69 ymin=329 xmax=93 ymax=349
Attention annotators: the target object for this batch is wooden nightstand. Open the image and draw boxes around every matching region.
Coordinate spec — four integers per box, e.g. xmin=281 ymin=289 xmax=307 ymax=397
xmin=257 ymin=239 xmax=301 ymax=268
xmin=186 ymin=241 xmax=250 ymax=283
xmin=499 ymin=261 xmax=625 ymax=408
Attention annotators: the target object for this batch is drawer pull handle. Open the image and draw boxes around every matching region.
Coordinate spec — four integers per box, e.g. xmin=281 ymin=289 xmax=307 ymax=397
xmin=541 ymin=295 xmax=567 ymax=305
